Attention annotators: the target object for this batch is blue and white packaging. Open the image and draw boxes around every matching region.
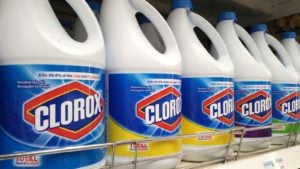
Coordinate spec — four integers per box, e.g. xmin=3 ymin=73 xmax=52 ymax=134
xmin=0 ymin=65 xmax=105 ymax=168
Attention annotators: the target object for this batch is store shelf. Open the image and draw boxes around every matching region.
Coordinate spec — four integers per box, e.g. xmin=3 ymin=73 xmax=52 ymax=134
xmin=0 ymin=123 xmax=299 ymax=169
xmin=177 ymin=144 xmax=300 ymax=169
xmin=198 ymin=145 xmax=300 ymax=169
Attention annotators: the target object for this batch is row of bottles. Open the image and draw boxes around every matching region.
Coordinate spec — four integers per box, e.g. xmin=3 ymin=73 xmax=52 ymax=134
xmin=0 ymin=0 xmax=299 ymax=168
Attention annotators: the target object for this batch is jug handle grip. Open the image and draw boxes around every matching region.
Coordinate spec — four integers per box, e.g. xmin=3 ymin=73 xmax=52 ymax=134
xmin=66 ymin=0 xmax=103 ymax=46
xmin=266 ymin=33 xmax=293 ymax=67
xmin=130 ymin=0 xmax=177 ymax=54
xmin=189 ymin=12 xmax=230 ymax=61
xmin=234 ymin=24 xmax=264 ymax=62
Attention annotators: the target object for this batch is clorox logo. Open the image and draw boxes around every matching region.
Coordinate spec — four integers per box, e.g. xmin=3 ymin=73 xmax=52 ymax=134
xmin=236 ymin=90 xmax=271 ymax=123
xmin=276 ymin=92 xmax=300 ymax=120
xmin=23 ymin=81 xmax=104 ymax=140
xmin=202 ymin=88 xmax=234 ymax=126
xmin=136 ymin=86 xmax=181 ymax=132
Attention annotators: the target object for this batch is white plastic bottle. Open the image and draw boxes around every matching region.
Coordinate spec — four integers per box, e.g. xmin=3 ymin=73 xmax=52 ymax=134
xmin=251 ymin=24 xmax=300 ymax=144
xmin=100 ymin=0 xmax=182 ymax=168
xmin=74 ymin=0 xmax=101 ymax=42
xmin=216 ymin=12 xmax=272 ymax=151
xmin=168 ymin=0 xmax=234 ymax=161
xmin=281 ymin=32 xmax=300 ymax=140
xmin=0 ymin=0 xmax=105 ymax=168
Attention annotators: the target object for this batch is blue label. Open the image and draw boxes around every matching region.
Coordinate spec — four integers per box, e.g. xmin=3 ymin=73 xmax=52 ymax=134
xmin=272 ymin=83 xmax=300 ymax=123
xmin=182 ymin=77 xmax=234 ymax=130
xmin=109 ymin=74 xmax=181 ymax=137
xmin=235 ymin=81 xmax=272 ymax=127
xmin=0 ymin=65 xmax=105 ymax=168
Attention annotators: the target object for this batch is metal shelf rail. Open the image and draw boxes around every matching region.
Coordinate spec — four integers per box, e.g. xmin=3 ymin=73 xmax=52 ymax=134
xmin=0 ymin=123 xmax=299 ymax=169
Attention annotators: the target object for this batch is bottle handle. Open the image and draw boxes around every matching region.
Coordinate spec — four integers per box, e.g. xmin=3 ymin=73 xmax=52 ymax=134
xmin=129 ymin=0 xmax=178 ymax=55
xmin=189 ymin=12 xmax=231 ymax=61
xmin=66 ymin=0 xmax=103 ymax=47
xmin=266 ymin=33 xmax=293 ymax=67
xmin=234 ymin=24 xmax=263 ymax=62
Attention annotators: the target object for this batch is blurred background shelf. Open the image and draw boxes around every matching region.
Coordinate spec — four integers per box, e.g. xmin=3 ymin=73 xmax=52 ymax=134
xmin=148 ymin=0 xmax=300 ymax=26
xmin=50 ymin=0 xmax=300 ymax=41
xmin=177 ymin=144 xmax=300 ymax=169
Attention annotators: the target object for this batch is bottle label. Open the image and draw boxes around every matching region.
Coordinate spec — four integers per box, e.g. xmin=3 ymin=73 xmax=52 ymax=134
xmin=0 ymin=65 xmax=105 ymax=168
xmin=182 ymin=77 xmax=234 ymax=146
xmin=235 ymin=81 xmax=272 ymax=138
xmin=272 ymin=83 xmax=300 ymax=133
xmin=108 ymin=73 xmax=181 ymax=157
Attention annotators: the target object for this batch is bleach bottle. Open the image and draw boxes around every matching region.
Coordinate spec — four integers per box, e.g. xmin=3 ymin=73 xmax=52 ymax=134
xmin=251 ymin=24 xmax=300 ymax=144
xmin=168 ymin=0 xmax=234 ymax=161
xmin=216 ymin=12 xmax=272 ymax=151
xmin=281 ymin=32 xmax=300 ymax=140
xmin=100 ymin=0 xmax=182 ymax=168
xmin=0 ymin=0 xmax=106 ymax=168
xmin=74 ymin=0 xmax=101 ymax=42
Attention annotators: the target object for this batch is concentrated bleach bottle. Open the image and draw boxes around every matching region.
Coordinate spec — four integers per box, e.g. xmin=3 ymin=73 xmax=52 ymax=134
xmin=168 ymin=0 xmax=234 ymax=161
xmin=0 ymin=0 xmax=106 ymax=168
xmin=216 ymin=12 xmax=272 ymax=151
xmin=74 ymin=0 xmax=100 ymax=42
xmin=251 ymin=24 xmax=300 ymax=144
xmin=138 ymin=15 xmax=165 ymax=53
xmin=101 ymin=0 xmax=182 ymax=168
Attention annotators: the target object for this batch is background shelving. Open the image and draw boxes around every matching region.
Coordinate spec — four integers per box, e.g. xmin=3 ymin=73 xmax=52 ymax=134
xmin=50 ymin=0 xmax=300 ymax=41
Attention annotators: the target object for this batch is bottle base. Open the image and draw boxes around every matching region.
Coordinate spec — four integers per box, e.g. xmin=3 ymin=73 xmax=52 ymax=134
xmin=106 ymin=153 xmax=182 ymax=169
xmin=271 ymin=133 xmax=297 ymax=145
xmin=78 ymin=158 xmax=106 ymax=169
xmin=234 ymin=137 xmax=271 ymax=152
xmin=182 ymin=145 xmax=234 ymax=162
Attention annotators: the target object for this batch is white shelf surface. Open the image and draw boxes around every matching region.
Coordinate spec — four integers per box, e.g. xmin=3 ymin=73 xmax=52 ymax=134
xmin=178 ymin=145 xmax=300 ymax=169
